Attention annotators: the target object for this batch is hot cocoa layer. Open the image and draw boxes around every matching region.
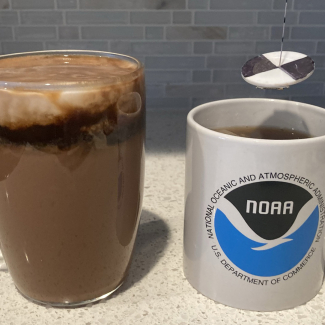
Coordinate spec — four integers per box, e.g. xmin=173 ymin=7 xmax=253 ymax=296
xmin=0 ymin=130 xmax=145 ymax=304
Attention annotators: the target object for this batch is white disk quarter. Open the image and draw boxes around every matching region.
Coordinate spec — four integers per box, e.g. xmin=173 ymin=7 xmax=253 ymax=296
xmin=242 ymin=51 xmax=315 ymax=89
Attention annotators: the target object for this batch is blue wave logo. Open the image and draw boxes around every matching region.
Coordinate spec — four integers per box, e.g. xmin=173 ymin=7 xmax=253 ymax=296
xmin=215 ymin=206 xmax=319 ymax=277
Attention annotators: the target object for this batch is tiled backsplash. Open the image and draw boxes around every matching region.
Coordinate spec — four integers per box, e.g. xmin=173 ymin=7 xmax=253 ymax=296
xmin=0 ymin=0 xmax=325 ymax=109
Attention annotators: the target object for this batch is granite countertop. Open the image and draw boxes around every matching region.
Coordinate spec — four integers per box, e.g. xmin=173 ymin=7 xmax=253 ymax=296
xmin=0 ymin=110 xmax=325 ymax=324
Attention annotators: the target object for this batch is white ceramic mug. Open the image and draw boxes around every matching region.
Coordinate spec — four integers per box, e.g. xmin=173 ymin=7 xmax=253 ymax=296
xmin=184 ymin=98 xmax=325 ymax=311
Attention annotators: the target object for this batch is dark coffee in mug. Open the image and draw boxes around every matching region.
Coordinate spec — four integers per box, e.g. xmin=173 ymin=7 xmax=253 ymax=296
xmin=214 ymin=126 xmax=311 ymax=140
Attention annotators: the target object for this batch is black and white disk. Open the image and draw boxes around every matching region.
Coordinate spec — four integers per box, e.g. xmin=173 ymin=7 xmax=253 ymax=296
xmin=242 ymin=51 xmax=315 ymax=89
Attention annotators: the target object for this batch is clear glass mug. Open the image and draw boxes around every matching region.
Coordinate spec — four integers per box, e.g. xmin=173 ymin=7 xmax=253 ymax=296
xmin=0 ymin=50 xmax=145 ymax=306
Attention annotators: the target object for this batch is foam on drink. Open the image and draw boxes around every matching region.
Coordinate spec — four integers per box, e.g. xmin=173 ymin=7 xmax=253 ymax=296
xmin=0 ymin=54 xmax=143 ymax=145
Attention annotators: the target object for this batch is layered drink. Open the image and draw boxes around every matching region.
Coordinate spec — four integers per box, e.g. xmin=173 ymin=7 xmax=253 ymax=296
xmin=0 ymin=51 xmax=145 ymax=306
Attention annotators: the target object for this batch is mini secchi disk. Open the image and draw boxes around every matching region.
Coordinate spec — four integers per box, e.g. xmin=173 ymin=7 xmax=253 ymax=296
xmin=241 ymin=51 xmax=315 ymax=89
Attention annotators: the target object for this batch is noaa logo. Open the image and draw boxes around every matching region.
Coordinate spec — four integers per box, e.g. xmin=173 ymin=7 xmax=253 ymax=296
xmin=215 ymin=181 xmax=319 ymax=277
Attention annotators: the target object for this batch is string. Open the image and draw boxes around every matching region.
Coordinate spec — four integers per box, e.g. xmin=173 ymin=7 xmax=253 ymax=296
xmin=279 ymin=0 xmax=288 ymax=67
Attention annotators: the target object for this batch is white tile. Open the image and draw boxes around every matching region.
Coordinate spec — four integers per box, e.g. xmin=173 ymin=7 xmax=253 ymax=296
xmin=245 ymin=68 xmax=295 ymax=89
xmin=263 ymin=51 xmax=307 ymax=66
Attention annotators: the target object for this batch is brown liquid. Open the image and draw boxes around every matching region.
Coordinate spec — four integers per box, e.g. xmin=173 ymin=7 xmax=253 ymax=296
xmin=0 ymin=53 xmax=145 ymax=305
xmin=214 ymin=126 xmax=311 ymax=140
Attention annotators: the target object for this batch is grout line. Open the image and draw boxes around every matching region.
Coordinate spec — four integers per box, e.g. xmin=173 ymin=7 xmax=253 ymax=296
xmin=62 ymin=9 xmax=66 ymax=25
xmin=17 ymin=9 xmax=21 ymax=25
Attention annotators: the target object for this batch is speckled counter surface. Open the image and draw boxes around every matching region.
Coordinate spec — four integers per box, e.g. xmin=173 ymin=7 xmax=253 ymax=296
xmin=0 ymin=110 xmax=324 ymax=325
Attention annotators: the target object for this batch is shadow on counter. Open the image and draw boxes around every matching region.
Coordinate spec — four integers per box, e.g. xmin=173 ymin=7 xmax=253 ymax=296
xmin=115 ymin=209 xmax=170 ymax=294
xmin=146 ymin=109 xmax=188 ymax=154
